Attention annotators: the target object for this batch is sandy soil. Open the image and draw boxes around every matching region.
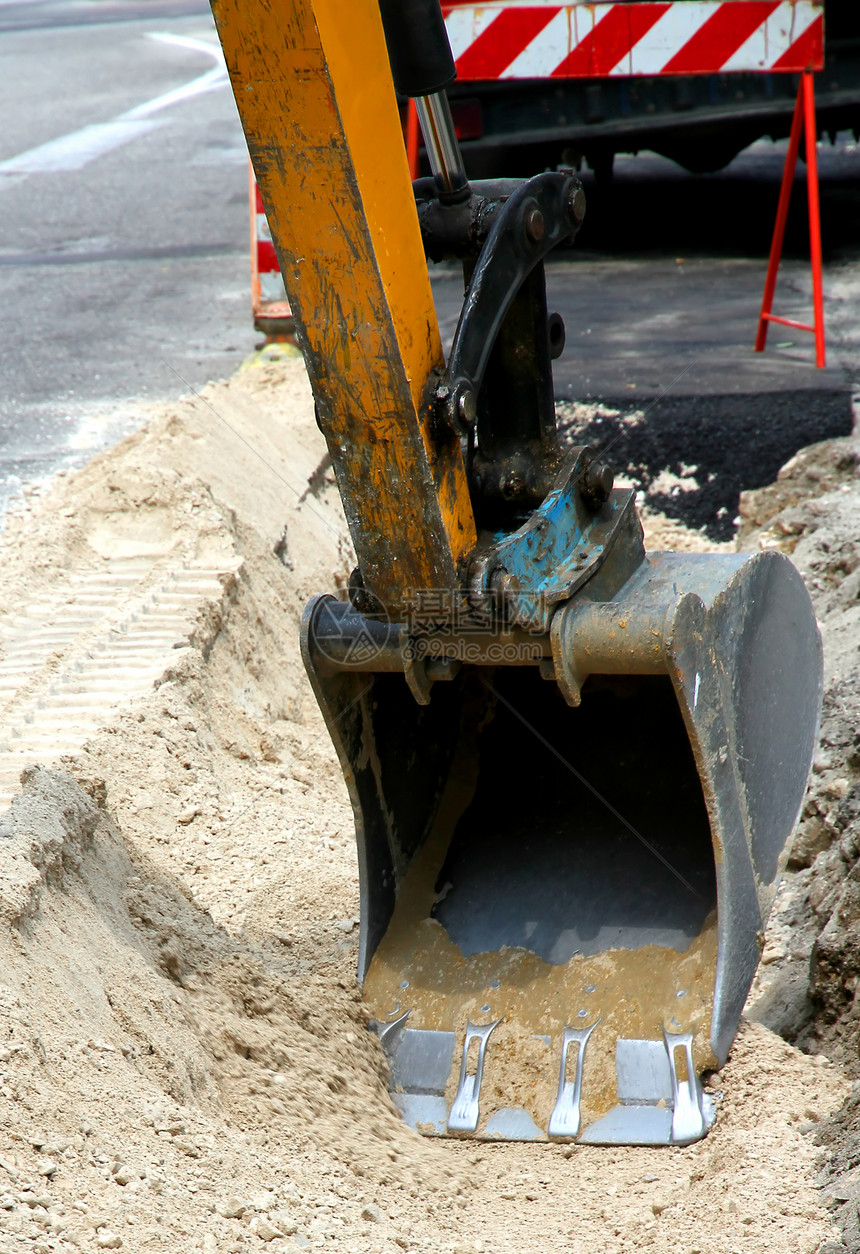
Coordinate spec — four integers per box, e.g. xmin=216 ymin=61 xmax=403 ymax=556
xmin=0 ymin=349 xmax=851 ymax=1254
xmin=731 ymin=430 xmax=860 ymax=1252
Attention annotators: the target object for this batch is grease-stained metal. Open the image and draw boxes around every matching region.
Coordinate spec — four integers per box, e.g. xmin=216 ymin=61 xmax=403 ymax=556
xmin=474 ymin=446 xmax=640 ymax=633
xmin=439 ymin=171 xmax=584 ymax=432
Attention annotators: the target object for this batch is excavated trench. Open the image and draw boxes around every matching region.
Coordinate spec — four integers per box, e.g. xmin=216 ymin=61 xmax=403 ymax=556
xmin=0 ymin=352 xmax=858 ymax=1253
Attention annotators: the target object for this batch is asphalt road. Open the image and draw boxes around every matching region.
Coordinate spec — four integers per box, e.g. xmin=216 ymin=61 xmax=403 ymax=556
xmin=1 ymin=0 xmax=858 ymax=530
xmin=0 ymin=0 xmax=254 ymax=509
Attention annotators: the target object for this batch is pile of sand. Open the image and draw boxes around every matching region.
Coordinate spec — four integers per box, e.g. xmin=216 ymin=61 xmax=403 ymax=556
xmin=0 ymin=351 xmax=851 ymax=1254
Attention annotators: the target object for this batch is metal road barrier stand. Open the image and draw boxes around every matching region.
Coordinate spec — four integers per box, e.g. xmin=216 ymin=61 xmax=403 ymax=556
xmin=443 ymin=0 xmax=827 ymax=365
xmin=754 ymin=67 xmax=826 ymax=368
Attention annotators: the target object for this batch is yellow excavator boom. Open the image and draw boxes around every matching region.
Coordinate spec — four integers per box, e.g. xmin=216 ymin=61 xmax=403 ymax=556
xmin=211 ymin=0 xmax=476 ymax=615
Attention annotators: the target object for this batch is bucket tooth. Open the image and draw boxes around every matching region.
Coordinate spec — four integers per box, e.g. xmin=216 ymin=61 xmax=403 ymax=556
xmin=662 ymin=1027 xmax=707 ymax=1145
xmin=374 ymin=1018 xmax=455 ymax=1134
xmin=447 ymin=1020 xmax=501 ymax=1134
xmin=548 ymin=1019 xmax=599 ymax=1139
xmin=578 ymin=1036 xmax=717 ymax=1145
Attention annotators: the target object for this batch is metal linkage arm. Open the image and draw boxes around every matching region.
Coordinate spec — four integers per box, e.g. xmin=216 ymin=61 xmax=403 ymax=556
xmin=439 ymin=172 xmax=586 ymax=433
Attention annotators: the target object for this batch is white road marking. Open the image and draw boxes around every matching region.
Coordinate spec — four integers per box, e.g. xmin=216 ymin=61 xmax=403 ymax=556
xmin=146 ymin=31 xmax=224 ymax=62
xmin=122 ymin=61 xmax=226 ymax=121
xmin=0 ymin=119 xmax=168 ymax=175
xmin=0 ymin=32 xmax=228 ymax=180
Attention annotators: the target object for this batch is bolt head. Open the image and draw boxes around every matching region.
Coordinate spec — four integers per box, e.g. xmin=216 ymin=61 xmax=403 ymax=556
xmin=583 ymin=460 xmax=614 ymax=506
xmin=489 ymin=567 xmax=520 ymax=616
xmin=593 ymin=462 xmax=614 ymax=496
xmin=457 ymin=388 xmax=477 ymax=426
xmin=524 ymin=205 xmax=545 ymax=243
xmin=502 ymin=471 xmax=525 ymax=500
xmin=569 ymin=185 xmax=586 ymax=225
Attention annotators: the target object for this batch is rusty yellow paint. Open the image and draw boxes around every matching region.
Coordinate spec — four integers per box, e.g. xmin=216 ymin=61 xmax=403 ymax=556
xmin=210 ymin=0 xmax=476 ymax=613
xmin=311 ymin=0 xmax=435 ymax=411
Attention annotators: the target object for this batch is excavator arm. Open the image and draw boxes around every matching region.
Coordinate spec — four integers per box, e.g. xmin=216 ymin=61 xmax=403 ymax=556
xmin=211 ymin=0 xmax=823 ymax=1146
xmin=211 ymin=0 xmax=475 ymax=614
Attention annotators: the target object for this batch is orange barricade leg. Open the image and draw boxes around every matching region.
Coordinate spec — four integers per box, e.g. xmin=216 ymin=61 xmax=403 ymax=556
xmin=755 ymin=70 xmax=826 ymax=367
xmin=803 ymin=71 xmax=826 ymax=368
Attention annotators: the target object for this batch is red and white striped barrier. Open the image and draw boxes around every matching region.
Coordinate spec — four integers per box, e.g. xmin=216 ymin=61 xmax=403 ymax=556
xmin=442 ymin=0 xmax=823 ymax=79
xmin=250 ymin=167 xmax=294 ymax=339
xmin=440 ymin=0 xmax=827 ymax=365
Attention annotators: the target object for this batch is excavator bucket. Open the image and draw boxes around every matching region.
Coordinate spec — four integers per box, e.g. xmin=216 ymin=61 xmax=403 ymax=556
xmin=212 ymin=0 xmax=824 ymax=1147
xmin=301 ymin=537 xmax=821 ymax=1144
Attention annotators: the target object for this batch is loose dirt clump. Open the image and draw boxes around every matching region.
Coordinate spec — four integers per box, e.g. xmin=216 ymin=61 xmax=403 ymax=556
xmin=0 ymin=352 xmax=852 ymax=1253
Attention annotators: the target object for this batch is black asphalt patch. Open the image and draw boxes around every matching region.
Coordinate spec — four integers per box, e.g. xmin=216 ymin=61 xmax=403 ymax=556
xmin=558 ymin=388 xmax=855 ymax=541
